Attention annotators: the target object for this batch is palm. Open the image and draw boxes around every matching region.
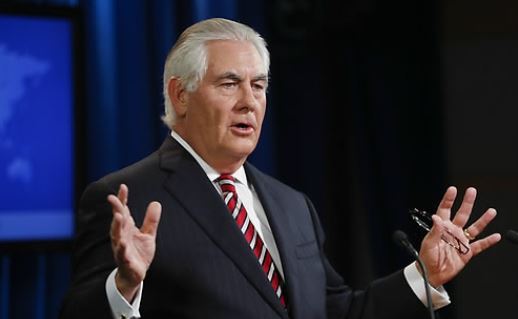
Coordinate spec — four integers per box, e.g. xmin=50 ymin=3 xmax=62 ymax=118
xmin=420 ymin=227 xmax=472 ymax=286
xmin=113 ymin=213 xmax=157 ymax=284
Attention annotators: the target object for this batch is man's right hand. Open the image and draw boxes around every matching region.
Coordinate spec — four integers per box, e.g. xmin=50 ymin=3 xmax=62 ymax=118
xmin=107 ymin=184 xmax=162 ymax=302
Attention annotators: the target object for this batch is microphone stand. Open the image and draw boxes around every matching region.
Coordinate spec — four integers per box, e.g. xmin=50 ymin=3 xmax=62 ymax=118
xmin=393 ymin=230 xmax=436 ymax=319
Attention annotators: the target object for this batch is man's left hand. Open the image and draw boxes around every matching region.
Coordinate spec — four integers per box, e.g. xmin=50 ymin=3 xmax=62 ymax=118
xmin=418 ymin=186 xmax=501 ymax=287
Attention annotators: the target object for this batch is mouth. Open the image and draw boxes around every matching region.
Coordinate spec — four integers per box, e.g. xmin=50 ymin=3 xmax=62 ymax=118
xmin=233 ymin=123 xmax=252 ymax=129
xmin=230 ymin=121 xmax=255 ymax=135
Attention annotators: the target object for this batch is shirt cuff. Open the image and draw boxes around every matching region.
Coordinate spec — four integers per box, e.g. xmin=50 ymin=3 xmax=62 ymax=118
xmin=403 ymin=263 xmax=451 ymax=310
xmin=105 ymin=268 xmax=143 ymax=319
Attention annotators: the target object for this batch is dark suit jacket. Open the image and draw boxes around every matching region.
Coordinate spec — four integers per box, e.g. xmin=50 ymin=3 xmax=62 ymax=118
xmin=60 ymin=136 xmax=430 ymax=319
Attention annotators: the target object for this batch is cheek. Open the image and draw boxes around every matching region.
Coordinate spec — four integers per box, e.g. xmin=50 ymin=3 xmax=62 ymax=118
xmin=198 ymin=108 xmax=230 ymax=135
xmin=189 ymin=101 xmax=221 ymax=126
xmin=257 ymin=104 xmax=267 ymax=123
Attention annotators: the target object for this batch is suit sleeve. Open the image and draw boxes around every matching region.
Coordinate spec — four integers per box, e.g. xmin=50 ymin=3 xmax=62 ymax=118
xmin=59 ymin=180 xmax=119 ymax=319
xmin=303 ymin=195 xmax=431 ymax=319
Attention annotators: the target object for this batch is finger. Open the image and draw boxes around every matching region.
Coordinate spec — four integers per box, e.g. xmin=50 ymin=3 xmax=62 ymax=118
xmin=436 ymin=186 xmax=457 ymax=220
xmin=464 ymin=208 xmax=497 ymax=239
xmin=141 ymin=201 xmax=162 ymax=237
xmin=118 ymin=184 xmax=129 ymax=217
xmin=470 ymin=233 xmax=501 ymax=257
xmin=111 ymin=218 xmax=130 ymax=266
xmin=118 ymin=184 xmax=129 ymax=205
xmin=108 ymin=194 xmax=125 ymax=214
xmin=108 ymin=195 xmax=131 ymax=229
xmin=452 ymin=187 xmax=477 ymax=228
xmin=110 ymin=212 xmax=124 ymax=242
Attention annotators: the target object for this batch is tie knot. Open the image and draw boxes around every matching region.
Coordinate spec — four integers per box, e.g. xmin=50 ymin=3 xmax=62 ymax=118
xmin=216 ymin=174 xmax=236 ymax=194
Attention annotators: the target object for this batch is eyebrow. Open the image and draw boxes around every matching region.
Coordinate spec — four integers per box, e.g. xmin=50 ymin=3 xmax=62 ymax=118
xmin=215 ymin=72 xmax=269 ymax=83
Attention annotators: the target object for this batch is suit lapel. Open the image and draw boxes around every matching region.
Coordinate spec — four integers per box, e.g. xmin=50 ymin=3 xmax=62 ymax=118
xmin=158 ymin=137 xmax=288 ymax=318
xmin=245 ymin=163 xmax=302 ymax=316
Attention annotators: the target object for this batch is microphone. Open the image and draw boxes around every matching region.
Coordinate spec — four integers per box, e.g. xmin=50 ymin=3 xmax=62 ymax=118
xmin=393 ymin=230 xmax=436 ymax=319
xmin=504 ymin=229 xmax=518 ymax=245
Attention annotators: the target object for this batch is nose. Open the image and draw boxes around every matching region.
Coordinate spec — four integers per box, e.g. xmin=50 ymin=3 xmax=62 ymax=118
xmin=236 ymin=84 xmax=259 ymax=112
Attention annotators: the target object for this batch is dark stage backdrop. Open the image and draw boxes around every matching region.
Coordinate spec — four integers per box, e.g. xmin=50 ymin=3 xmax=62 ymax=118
xmin=1 ymin=0 xmax=517 ymax=318
xmin=267 ymin=0 xmax=446 ymax=284
xmin=440 ymin=0 xmax=518 ymax=317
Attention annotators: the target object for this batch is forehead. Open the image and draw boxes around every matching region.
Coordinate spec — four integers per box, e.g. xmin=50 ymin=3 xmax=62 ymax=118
xmin=204 ymin=40 xmax=266 ymax=76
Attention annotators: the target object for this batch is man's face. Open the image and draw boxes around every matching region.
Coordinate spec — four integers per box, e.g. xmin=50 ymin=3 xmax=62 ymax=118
xmin=174 ymin=40 xmax=267 ymax=171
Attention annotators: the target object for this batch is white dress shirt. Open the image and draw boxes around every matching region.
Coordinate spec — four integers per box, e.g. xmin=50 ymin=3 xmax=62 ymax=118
xmin=105 ymin=131 xmax=450 ymax=319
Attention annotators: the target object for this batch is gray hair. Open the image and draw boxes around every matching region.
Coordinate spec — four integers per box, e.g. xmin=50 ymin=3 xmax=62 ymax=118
xmin=161 ymin=18 xmax=270 ymax=129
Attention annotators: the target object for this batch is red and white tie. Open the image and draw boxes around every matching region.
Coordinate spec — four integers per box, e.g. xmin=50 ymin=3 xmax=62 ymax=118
xmin=217 ymin=174 xmax=286 ymax=307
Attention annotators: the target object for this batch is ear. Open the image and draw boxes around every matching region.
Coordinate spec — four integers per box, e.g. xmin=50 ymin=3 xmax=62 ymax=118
xmin=167 ymin=77 xmax=188 ymax=118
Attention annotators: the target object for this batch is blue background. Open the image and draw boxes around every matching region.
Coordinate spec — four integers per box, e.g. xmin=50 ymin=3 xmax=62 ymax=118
xmin=0 ymin=15 xmax=73 ymax=235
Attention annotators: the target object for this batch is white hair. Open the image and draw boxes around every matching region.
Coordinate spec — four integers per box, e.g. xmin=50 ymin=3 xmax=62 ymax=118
xmin=161 ymin=18 xmax=270 ymax=129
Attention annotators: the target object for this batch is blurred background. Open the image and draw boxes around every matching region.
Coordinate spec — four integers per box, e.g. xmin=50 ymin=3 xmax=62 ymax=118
xmin=0 ymin=0 xmax=517 ymax=318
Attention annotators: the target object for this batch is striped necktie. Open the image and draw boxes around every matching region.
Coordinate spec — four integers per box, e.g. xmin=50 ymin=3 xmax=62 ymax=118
xmin=216 ymin=174 xmax=286 ymax=307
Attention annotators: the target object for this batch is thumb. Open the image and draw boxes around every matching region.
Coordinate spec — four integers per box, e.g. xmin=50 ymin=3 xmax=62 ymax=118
xmin=141 ymin=201 xmax=162 ymax=236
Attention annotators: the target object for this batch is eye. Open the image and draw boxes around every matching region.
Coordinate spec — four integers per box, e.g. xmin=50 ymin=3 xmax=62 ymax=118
xmin=252 ymin=82 xmax=266 ymax=91
xmin=221 ymin=82 xmax=237 ymax=89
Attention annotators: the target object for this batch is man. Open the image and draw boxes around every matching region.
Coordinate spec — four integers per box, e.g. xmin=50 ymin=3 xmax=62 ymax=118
xmin=60 ymin=18 xmax=501 ymax=319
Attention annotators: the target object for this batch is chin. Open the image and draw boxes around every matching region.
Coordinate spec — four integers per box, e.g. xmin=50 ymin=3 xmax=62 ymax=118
xmin=228 ymin=144 xmax=257 ymax=160
xmin=235 ymin=147 xmax=256 ymax=158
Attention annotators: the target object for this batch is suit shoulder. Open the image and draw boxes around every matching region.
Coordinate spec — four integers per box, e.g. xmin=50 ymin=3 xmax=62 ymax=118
xmin=83 ymin=150 xmax=162 ymax=197
xmin=101 ymin=151 xmax=160 ymax=183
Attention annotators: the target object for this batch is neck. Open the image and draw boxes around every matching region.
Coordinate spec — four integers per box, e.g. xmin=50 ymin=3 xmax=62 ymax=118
xmin=172 ymin=127 xmax=247 ymax=175
xmin=211 ymin=159 xmax=246 ymax=175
